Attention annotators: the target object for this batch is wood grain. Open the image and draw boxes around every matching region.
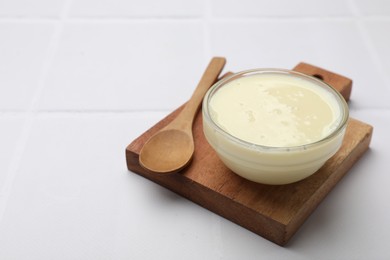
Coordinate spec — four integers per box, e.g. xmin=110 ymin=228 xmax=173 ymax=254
xmin=125 ymin=63 xmax=373 ymax=246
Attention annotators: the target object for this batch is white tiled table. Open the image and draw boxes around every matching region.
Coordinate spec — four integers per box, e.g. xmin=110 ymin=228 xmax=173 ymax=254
xmin=1 ymin=0 xmax=389 ymax=259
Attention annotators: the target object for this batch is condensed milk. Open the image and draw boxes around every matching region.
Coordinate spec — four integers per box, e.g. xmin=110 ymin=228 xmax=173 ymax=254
xmin=209 ymin=73 xmax=341 ymax=147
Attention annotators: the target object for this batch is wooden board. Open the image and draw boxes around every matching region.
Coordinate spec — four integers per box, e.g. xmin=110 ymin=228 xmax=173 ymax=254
xmin=125 ymin=63 xmax=373 ymax=246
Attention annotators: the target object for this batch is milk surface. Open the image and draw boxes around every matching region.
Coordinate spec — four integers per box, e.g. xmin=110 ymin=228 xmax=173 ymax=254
xmin=209 ymin=73 xmax=341 ymax=147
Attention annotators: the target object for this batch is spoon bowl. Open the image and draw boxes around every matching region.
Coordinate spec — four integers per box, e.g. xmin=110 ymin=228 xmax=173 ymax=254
xmin=139 ymin=129 xmax=194 ymax=173
xmin=139 ymin=57 xmax=226 ymax=174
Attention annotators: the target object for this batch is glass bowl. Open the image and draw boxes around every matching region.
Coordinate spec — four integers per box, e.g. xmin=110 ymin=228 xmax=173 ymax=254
xmin=202 ymin=69 xmax=349 ymax=185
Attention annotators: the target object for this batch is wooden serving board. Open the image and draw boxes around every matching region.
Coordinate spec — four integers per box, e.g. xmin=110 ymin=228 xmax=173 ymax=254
xmin=126 ymin=62 xmax=373 ymax=246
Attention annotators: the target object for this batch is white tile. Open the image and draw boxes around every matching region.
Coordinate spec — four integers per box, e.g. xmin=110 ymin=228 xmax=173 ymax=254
xmin=0 ymin=23 xmax=54 ymax=110
xmin=0 ymin=114 xmax=219 ymax=259
xmin=211 ymin=0 xmax=351 ymax=17
xmin=0 ymin=117 xmax=24 ymax=190
xmin=37 ymin=22 xmax=205 ymax=111
xmin=70 ymin=0 xmax=203 ymax=17
xmin=209 ymin=19 xmax=390 ymax=109
xmin=364 ymin=20 xmax=390 ymax=90
xmin=0 ymin=0 xmax=65 ymax=18
xmin=354 ymin=0 xmax=390 ymax=15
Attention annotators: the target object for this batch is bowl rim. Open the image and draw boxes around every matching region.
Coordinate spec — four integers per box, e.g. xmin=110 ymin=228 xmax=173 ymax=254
xmin=202 ymin=68 xmax=349 ymax=152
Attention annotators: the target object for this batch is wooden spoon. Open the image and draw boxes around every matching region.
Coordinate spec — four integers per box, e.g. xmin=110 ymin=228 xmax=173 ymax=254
xmin=139 ymin=57 xmax=226 ymax=174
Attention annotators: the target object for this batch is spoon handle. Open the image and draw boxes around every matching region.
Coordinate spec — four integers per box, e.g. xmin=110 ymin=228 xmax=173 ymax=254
xmin=168 ymin=57 xmax=226 ymax=131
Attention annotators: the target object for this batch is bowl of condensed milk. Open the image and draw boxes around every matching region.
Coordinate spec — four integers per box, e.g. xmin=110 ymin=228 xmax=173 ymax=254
xmin=202 ymin=69 xmax=349 ymax=185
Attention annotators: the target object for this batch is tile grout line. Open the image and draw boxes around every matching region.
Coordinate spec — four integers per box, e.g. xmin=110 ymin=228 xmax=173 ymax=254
xmin=1 ymin=15 xmax=390 ymax=23
xmin=0 ymin=17 xmax=58 ymax=23
xmin=0 ymin=109 xmax=173 ymax=116
xmin=202 ymin=0 xmax=212 ymax=59
xmin=0 ymin=0 xmax=74 ymax=224
xmin=1 ymin=106 xmax=390 ymax=119
xmin=347 ymin=0 xmax=390 ymax=91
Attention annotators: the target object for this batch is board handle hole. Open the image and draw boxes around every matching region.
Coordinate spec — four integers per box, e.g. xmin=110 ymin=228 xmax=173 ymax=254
xmin=312 ymin=74 xmax=324 ymax=81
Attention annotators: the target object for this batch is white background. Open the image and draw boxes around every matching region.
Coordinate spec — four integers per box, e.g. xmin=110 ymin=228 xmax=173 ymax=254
xmin=0 ymin=0 xmax=389 ymax=259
